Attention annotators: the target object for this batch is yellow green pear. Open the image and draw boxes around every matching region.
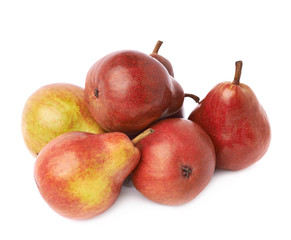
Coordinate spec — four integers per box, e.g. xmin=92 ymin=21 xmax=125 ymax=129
xmin=34 ymin=128 xmax=154 ymax=219
xmin=22 ymin=83 xmax=105 ymax=157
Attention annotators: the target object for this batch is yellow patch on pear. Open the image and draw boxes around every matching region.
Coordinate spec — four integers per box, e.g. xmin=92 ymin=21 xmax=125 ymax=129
xmin=105 ymin=142 xmax=137 ymax=176
xmin=68 ymin=169 xmax=112 ymax=209
xmin=66 ymin=139 xmax=136 ymax=209
xmin=22 ymin=84 xmax=105 ymax=157
xmin=107 ymin=148 xmax=128 ymax=172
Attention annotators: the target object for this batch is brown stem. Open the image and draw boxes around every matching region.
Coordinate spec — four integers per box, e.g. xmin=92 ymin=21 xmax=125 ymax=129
xmin=131 ymin=128 xmax=154 ymax=145
xmin=184 ymin=93 xmax=200 ymax=103
xmin=233 ymin=61 xmax=243 ymax=85
xmin=152 ymin=40 xmax=163 ymax=54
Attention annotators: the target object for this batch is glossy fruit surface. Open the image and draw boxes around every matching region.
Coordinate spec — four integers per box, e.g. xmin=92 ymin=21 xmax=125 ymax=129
xmin=34 ymin=130 xmax=152 ymax=219
xmin=22 ymin=83 xmax=104 ymax=157
xmin=150 ymin=40 xmax=174 ymax=77
xmin=132 ymin=118 xmax=215 ymax=205
xmin=189 ymin=61 xmax=271 ymax=170
xmin=85 ymin=50 xmax=184 ymax=135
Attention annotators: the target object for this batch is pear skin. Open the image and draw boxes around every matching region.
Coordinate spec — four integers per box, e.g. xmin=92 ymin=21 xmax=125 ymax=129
xmin=132 ymin=119 xmax=215 ymax=206
xmin=85 ymin=49 xmax=184 ymax=135
xmin=34 ymin=129 xmax=153 ymax=220
xmin=189 ymin=61 xmax=271 ymax=170
xmin=22 ymin=83 xmax=105 ymax=157
xmin=150 ymin=40 xmax=174 ymax=77
xmin=149 ymin=41 xmax=185 ymax=119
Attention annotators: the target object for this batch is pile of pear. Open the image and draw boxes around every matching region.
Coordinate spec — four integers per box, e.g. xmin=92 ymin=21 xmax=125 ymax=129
xmin=22 ymin=41 xmax=271 ymax=220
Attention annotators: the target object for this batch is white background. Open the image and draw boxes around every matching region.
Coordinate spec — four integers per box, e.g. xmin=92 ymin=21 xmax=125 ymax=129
xmin=1 ymin=1 xmax=290 ymax=239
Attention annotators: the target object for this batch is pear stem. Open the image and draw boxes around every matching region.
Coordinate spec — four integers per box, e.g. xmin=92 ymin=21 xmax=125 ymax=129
xmin=184 ymin=93 xmax=200 ymax=103
xmin=233 ymin=61 xmax=243 ymax=85
xmin=152 ymin=40 xmax=163 ymax=54
xmin=131 ymin=128 xmax=154 ymax=145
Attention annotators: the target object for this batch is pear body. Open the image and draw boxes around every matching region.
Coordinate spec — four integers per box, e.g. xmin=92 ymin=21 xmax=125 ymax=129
xmin=150 ymin=41 xmax=182 ymax=118
xmin=131 ymin=118 xmax=215 ymax=205
xmin=162 ymin=106 xmax=185 ymax=119
xmin=22 ymin=83 xmax=104 ymax=157
xmin=34 ymin=131 xmax=140 ymax=220
xmin=85 ymin=50 xmax=184 ymax=135
xmin=189 ymin=82 xmax=271 ymax=170
xmin=150 ymin=53 xmax=174 ymax=77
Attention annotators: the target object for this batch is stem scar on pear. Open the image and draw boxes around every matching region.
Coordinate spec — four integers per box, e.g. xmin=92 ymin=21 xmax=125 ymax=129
xmin=182 ymin=166 xmax=192 ymax=178
xmin=94 ymin=88 xmax=99 ymax=98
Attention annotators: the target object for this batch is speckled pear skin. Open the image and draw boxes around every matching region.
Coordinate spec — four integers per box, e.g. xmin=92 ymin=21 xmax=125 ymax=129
xmin=132 ymin=118 xmax=216 ymax=206
xmin=150 ymin=53 xmax=174 ymax=77
xmin=189 ymin=61 xmax=271 ymax=170
xmin=85 ymin=50 xmax=184 ymax=135
xmin=34 ymin=131 xmax=140 ymax=220
xmin=149 ymin=40 xmax=174 ymax=77
xmin=22 ymin=83 xmax=105 ymax=157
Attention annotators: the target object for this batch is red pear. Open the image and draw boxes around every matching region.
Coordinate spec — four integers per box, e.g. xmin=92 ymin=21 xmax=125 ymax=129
xmin=34 ymin=129 xmax=153 ymax=220
xmin=150 ymin=40 xmax=185 ymax=119
xmin=85 ymin=49 xmax=184 ymax=135
xmin=131 ymin=118 xmax=216 ymax=206
xmin=150 ymin=40 xmax=174 ymax=77
xmin=189 ymin=61 xmax=271 ymax=170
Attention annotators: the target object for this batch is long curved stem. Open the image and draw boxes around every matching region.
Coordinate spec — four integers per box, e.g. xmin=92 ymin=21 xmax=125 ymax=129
xmin=184 ymin=93 xmax=200 ymax=103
